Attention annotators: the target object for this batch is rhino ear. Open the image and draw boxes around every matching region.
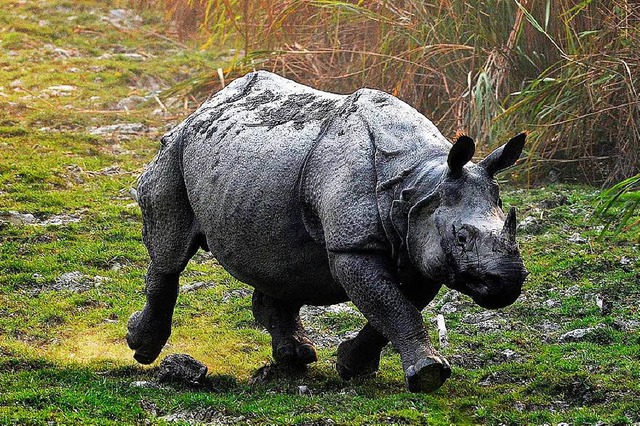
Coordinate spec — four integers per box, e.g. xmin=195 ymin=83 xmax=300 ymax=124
xmin=480 ymin=132 xmax=527 ymax=177
xmin=447 ymin=133 xmax=475 ymax=177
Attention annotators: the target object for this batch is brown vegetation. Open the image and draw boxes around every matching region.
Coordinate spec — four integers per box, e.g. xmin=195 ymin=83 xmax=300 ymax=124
xmin=133 ymin=0 xmax=640 ymax=185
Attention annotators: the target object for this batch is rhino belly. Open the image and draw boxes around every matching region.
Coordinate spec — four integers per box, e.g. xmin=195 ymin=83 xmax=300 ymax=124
xmin=182 ymin=118 xmax=346 ymax=305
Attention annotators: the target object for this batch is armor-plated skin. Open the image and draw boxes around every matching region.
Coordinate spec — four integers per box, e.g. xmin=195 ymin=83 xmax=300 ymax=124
xmin=126 ymin=71 xmax=528 ymax=393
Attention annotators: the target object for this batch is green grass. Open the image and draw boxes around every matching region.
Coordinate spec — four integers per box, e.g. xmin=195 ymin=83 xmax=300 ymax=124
xmin=0 ymin=1 xmax=639 ymax=424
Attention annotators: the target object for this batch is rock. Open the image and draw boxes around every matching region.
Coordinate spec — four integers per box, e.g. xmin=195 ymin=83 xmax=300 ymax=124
xmin=500 ymin=349 xmax=517 ymax=360
xmin=462 ymin=311 xmax=495 ymax=324
xmin=115 ymin=95 xmax=146 ymax=111
xmin=567 ymin=232 xmax=587 ymax=244
xmin=595 ymin=294 xmax=612 ymax=316
xmin=181 ymin=281 xmax=216 ymax=292
xmin=545 ymin=299 xmax=560 ymax=308
xmin=161 ymin=408 xmax=246 ymax=424
xmin=46 ymin=85 xmax=76 ymax=96
xmin=441 ymin=290 xmax=460 ymax=303
xmin=9 ymin=79 xmax=23 ymax=88
xmin=222 ymin=288 xmax=252 ymax=302
xmin=89 ymin=123 xmax=148 ymax=137
xmin=436 ymin=314 xmax=448 ymax=348
xmin=440 ymin=302 xmax=458 ymax=314
xmin=538 ymin=194 xmax=569 ymax=209
xmin=130 ymin=380 xmax=161 ymax=389
xmin=517 ymin=215 xmax=543 ymax=234
xmin=537 ymin=321 xmax=561 ymax=333
xmin=612 ymin=319 xmax=640 ymax=331
xmin=103 ymin=9 xmax=143 ymax=29
xmin=52 ymin=271 xmax=94 ymax=292
xmin=559 ymin=327 xmax=596 ymax=343
xmin=0 ymin=211 xmax=37 ymax=225
xmin=119 ymin=53 xmax=146 ymax=61
xmin=297 ymin=385 xmax=312 ymax=395
xmin=157 ymin=354 xmax=208 ymax=385
xmin=39 ymin=213 xmax=82 ymax=226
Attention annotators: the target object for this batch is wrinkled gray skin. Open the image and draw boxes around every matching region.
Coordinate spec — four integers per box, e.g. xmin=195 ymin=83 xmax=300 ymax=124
xmin=127 ymin=71 xmax=528 ymax=393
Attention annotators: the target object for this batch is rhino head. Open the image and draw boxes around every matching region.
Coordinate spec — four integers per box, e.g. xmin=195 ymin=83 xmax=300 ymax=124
xmin=404 ymin=133 xmax=528 ymax=309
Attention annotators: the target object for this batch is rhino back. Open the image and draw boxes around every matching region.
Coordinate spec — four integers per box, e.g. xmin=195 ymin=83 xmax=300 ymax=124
xmin=179 ymin=72 xmax=348 ymax=301
xmin=172 ymin=71 xmax=451 ymax=302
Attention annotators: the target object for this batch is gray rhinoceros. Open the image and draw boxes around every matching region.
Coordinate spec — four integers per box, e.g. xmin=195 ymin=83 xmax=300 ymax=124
xmin=127 ymin=71 xmax=528 ymax=393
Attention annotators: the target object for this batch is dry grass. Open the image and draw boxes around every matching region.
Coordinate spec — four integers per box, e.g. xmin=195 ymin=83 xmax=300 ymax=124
xmin=134 ymin=0 xmax=640 ymax=185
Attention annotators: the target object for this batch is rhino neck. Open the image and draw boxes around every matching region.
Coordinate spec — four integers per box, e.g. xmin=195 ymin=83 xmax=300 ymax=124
xmin=377 ymin=156 xmax=449 ymax=266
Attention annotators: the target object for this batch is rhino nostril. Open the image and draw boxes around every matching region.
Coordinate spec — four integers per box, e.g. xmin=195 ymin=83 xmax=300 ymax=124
xmin=457 ymin=235 xmax=467 ymax=244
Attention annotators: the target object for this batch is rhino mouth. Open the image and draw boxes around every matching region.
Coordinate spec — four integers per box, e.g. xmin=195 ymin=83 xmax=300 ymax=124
xmin=452 ymin=270 xmax=525 ymax=309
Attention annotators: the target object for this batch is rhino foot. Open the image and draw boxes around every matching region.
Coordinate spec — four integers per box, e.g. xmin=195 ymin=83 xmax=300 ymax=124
xmin=405 ymin=356 xmax=451 ymax=393
xmin=126 ymin=310 xmax=171 ymax=365
xmin=273 ymin=337 xmax=317 ymax=366
xmin=336 ymin=336 xmax=381 ymax=380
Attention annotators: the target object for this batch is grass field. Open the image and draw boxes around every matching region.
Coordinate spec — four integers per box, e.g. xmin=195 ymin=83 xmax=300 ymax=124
xmin=0 ymin=1 xmax=639 ymax=425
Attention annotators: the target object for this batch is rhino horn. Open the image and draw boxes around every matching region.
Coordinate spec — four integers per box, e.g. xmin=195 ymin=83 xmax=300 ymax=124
xmin=501 ymin=207 xmax=517 ymax=242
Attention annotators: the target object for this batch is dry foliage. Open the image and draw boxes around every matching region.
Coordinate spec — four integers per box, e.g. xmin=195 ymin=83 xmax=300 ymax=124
xmin=135 ymin=0 xmax=640 ymax=185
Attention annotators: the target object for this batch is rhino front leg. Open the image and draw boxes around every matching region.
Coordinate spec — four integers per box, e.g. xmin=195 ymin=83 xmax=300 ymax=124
xmin=330 ymin=252 xmax=450 ymax=393
xmin=252 ymin=290 xmax=317 ymax=366
xmin=337 ymin=283 xmax=441 ymax=380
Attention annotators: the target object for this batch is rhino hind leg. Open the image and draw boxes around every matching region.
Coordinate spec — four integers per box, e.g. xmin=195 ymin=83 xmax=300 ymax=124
xmin=252 ymin=290 xmax=317 ymax=367
xmin=126 ymin=151 xmax=204 ymax=364
xmin=336 ymin=323 xmax=387 ymax=379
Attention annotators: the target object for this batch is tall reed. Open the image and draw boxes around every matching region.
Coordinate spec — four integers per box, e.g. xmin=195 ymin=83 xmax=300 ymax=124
xmin=134 ymin=0 xmax=640 ymax=185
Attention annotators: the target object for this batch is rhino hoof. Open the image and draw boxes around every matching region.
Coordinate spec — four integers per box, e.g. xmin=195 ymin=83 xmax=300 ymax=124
xmin=405 ymin=356 xmax=451 ymax=393
xmin=274 ymin=341 xmax=317 ymax=366
xmin=126 ymin=310 xmax=166 ymax=365
xmin=336 ymin=338 xmax=380 ymax=380
xmin=296 ymin=343 xmax=318 ymax=364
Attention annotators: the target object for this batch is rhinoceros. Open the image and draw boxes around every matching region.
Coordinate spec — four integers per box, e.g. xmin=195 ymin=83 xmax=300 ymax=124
xmin=126 ymin=71 xmax=528 ymax=393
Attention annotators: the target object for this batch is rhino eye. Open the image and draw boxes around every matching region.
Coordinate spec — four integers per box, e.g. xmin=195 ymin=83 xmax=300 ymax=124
xmin=456 ymin=229 xmax=469 ymax=245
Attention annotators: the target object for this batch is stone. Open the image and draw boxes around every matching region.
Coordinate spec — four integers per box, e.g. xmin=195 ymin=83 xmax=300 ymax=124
xmin=157 ymin=354 xmax=208 ymax=385
xmin=517 ymin=215 xmax=543 ymax=233
xmin=115 ymin=95 xmax=146 ymax=111
xmin=0 ymin=211 xmax=37 ymax=225
xmin=89 ymin=123 xmax=147 ymax=136
xmin=501 ymin=349 xmax=517 ymax=360
xmin=222 ymin=288 xmax=252 ymax=302
xmin=538 ymin=194 xmax=569 ymax=209
xmin=119 ymin=53 xmax=145 ymax=61
xmin=567 ymin=232 xmax=587 ymax=244
xmin=297 ymin=385 xmax=312 ymax=395
xmin=595 ymin=294 xmax=612 ymax=316
xmin=440 ymin=302 xmax=458 ymax=314
xmin=52 ymin=271 xmax=93 ymax=292
xmin=129 ymin=380 xmax=161 ymax=389
xmin=559 ymin=327 xmax=596 ymax=343
xmin=46 ymin=85 xmax=76 ymax=96
xmin=103 ymin=9 xmax=143 ymax=29
xmin=181 ymin=281 xmax=216 ymax=292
